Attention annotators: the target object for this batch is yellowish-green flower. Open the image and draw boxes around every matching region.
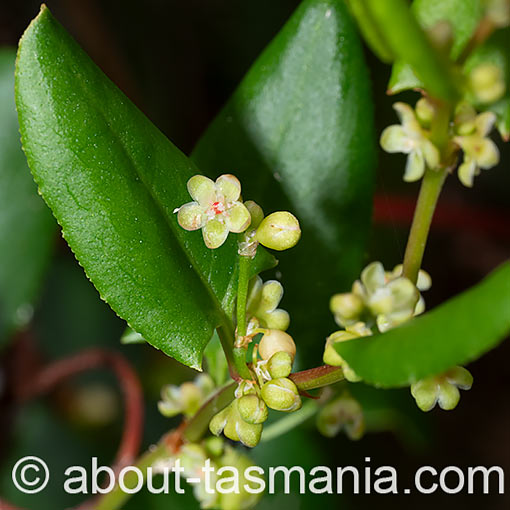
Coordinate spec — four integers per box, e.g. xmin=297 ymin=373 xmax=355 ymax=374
xmin=331 ymin=262 xmax=429 ymax=333
xmin=323 ymin=322 xmax=372 ymax=382
xmin=317 ymin=392 xmax=365 ymax=440
xmin=411 ymin=366 xmax=473 ymax=412
xmin=158 ymin=374 xmax=214 ymax=418
xmin=176 ymin=174 xmax=251 ymax=248
xmin=246 ymin=276 xmax=290 ymax=331
xmin=454 ymin=110 xmax=500 ymax=187
xmin=380 ymin=102 xmax=440 ymax=182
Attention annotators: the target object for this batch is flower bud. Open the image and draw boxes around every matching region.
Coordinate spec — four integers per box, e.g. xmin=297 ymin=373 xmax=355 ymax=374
xmin=323 ymin=331 xmax=362 ymax=382
xmin=258 ymin=329 xmax=296 ymax=361
xmin=244 ymin=200 xmax=264 ymax=229
xmin=261 ymin=377 xmax=302 ymax=412
xmin=469 ymin=63 xmax=506 ymax=104
xmin=415 ymin=97 xmax=435 ymax=128
xmin=223 ymin=400 xmax=263 ymax=448
xmin=330 ymin=292 xmax=364 ymax=324
xmin=238 ymin=394 xmax=268 ymax=424
xmin=267 ymin=351 xmax=293 ymax=379
xmin=256 ymin=211 xmax=301 ymax=251
xmin=209 ymin=405 xmax=231 ymax=436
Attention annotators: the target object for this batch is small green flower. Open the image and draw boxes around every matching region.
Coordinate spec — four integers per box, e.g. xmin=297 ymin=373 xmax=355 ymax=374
xmin=380 ymin=102 xmax=440 ymax=182
xmin=323 ymin=323 xmax=372 ymax=382
xmin=158 ymin=374 xmax=214 ymax=418
xmin=411 ymin=366 xmax=473 ymax=412
xmin=454 ymin=110 xmax=500 ymax=187
xmin=176 ymin=174 xmax=251 ymax=249
xmin=317 ymin=393 xmax=365 ymax=440
xmin=246 ymin=276 xmax=290 ymax=331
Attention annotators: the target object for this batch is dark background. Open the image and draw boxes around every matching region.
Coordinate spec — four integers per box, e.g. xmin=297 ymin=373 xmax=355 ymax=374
xmin=0 ymin=1 xmax=509 ymax=509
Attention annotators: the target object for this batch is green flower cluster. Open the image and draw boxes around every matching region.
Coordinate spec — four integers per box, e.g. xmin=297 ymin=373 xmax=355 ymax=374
xmin=210 ymin=330 xmax=301 ymax=448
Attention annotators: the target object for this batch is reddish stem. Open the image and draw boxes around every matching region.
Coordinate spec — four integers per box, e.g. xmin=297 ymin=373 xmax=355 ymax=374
xmin=15 ymin=348 xmax=143 ymax=474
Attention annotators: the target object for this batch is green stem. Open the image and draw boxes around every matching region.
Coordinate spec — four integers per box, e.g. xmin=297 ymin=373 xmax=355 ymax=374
xmin=230 ymin=254 xmax=253 ymax=380
xmin=402 ymin=101 xmax=451 ymax=284
xmin=290 ymin=365 xmax=344 ymax=391
xmin=236 ymin=255 xmax=251 ymax=337
xmin=261 ymin=400 xmax=319 ymax=442
xmin=402 ymin=168 xmax=447 ymax=284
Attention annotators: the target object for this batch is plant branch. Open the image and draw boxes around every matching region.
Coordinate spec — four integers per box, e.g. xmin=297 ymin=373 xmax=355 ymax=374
xmin=16 ymin=348 xmax=143 ymax=474
xmin=402 ymin=101 xmax=451 ymax=284
xmin=290 ymin=365 xmax=344 ymax=391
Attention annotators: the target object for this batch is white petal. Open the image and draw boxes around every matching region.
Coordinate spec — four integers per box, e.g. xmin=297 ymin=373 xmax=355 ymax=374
xmin=187 ymin=175 xmax=216 ymax=205
xmin=421 ymin=139 xmax=440 ymax=169
xmin=216 ymin=174 xmax=241 ymax=202
xmin=380 ymin=125 xmax=412 ymax=153
xmin=475 ymin=138 xmax=500 ymax=169
xmin=475 ymin=111 xmax=497 ymax=137
xmin=403 ymin=150 xmax=425 ymax=182
xmin=458 ymin=157 xmax=478 ymax=187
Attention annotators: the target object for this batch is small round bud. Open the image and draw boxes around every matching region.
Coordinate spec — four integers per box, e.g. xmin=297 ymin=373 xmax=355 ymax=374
xmin=204 ymin=436 xmax=224 ymax=457
xmin=256 ymin=211 xmax=301 ymax=251
xmin=209 ymin=405 xmax=231 ymax=436
xmin=261 ymin=377 xmax=302 ymax=412
xmin=267 ymin=351 xmax=293 ymax=379
xmin=244 ymin=200 xmax=264 ymax=229
xmin=469 ymin=63 xmax=506 ymax=104
xmin=330 ymin=293 xmax=364 ymax=322
xmin=258 ymin=330 xmax=296 ymax=361
xmin=415 ymin=98 xmax=435 ymax=128
xmin=238 ymin=394 xmax=268 ymax=424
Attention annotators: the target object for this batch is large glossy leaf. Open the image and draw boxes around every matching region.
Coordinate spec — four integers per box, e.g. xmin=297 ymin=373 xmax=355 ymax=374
xmin=0 ymin=48 xmax=55 ymax=349
xmin=388 ymin=0 xmax=483 ymax=94
xmin=192 ymin=0 xmax=376 ymax=361
xmin=334 ymin=262 xmax=510 ymax=387
xmin=15 ymin=6 xmax=275 ymax=369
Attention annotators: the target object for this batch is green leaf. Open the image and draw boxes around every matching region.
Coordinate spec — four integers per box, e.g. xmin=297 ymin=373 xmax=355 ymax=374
xmin=192 ymin=0 xmax=376 ymax=359
xmin=388 ymin=0 xmax=483 ymax=94
xmin=15 ymin=6 xmax=275 ymax=369
xmin=334 ymin=262 xmax=510 ymax=387
xmin=0 ymin=48 xmax=55 ymax=348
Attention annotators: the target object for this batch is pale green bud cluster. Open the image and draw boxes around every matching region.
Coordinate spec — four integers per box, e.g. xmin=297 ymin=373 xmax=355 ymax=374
xmin=330 ymin=261 xmax=430 ymax=334
xmin=411 ymin=366 xmax=473 ymax=412
xmin=158 ymin=374 xmax=215 ymax=418
xmin=209 ymin=398 xmax=264 ymax=448
xmin=316 ymin=392 xmax=365 ymax=440
xmin=245 ymin=276 xmax=290 ymax=331
xmin=154 ymin=437 xmax=262 ymax=510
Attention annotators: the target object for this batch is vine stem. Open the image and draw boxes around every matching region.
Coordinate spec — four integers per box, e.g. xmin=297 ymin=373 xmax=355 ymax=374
xmin=402 ymin=100 xmax=451 ymax=284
